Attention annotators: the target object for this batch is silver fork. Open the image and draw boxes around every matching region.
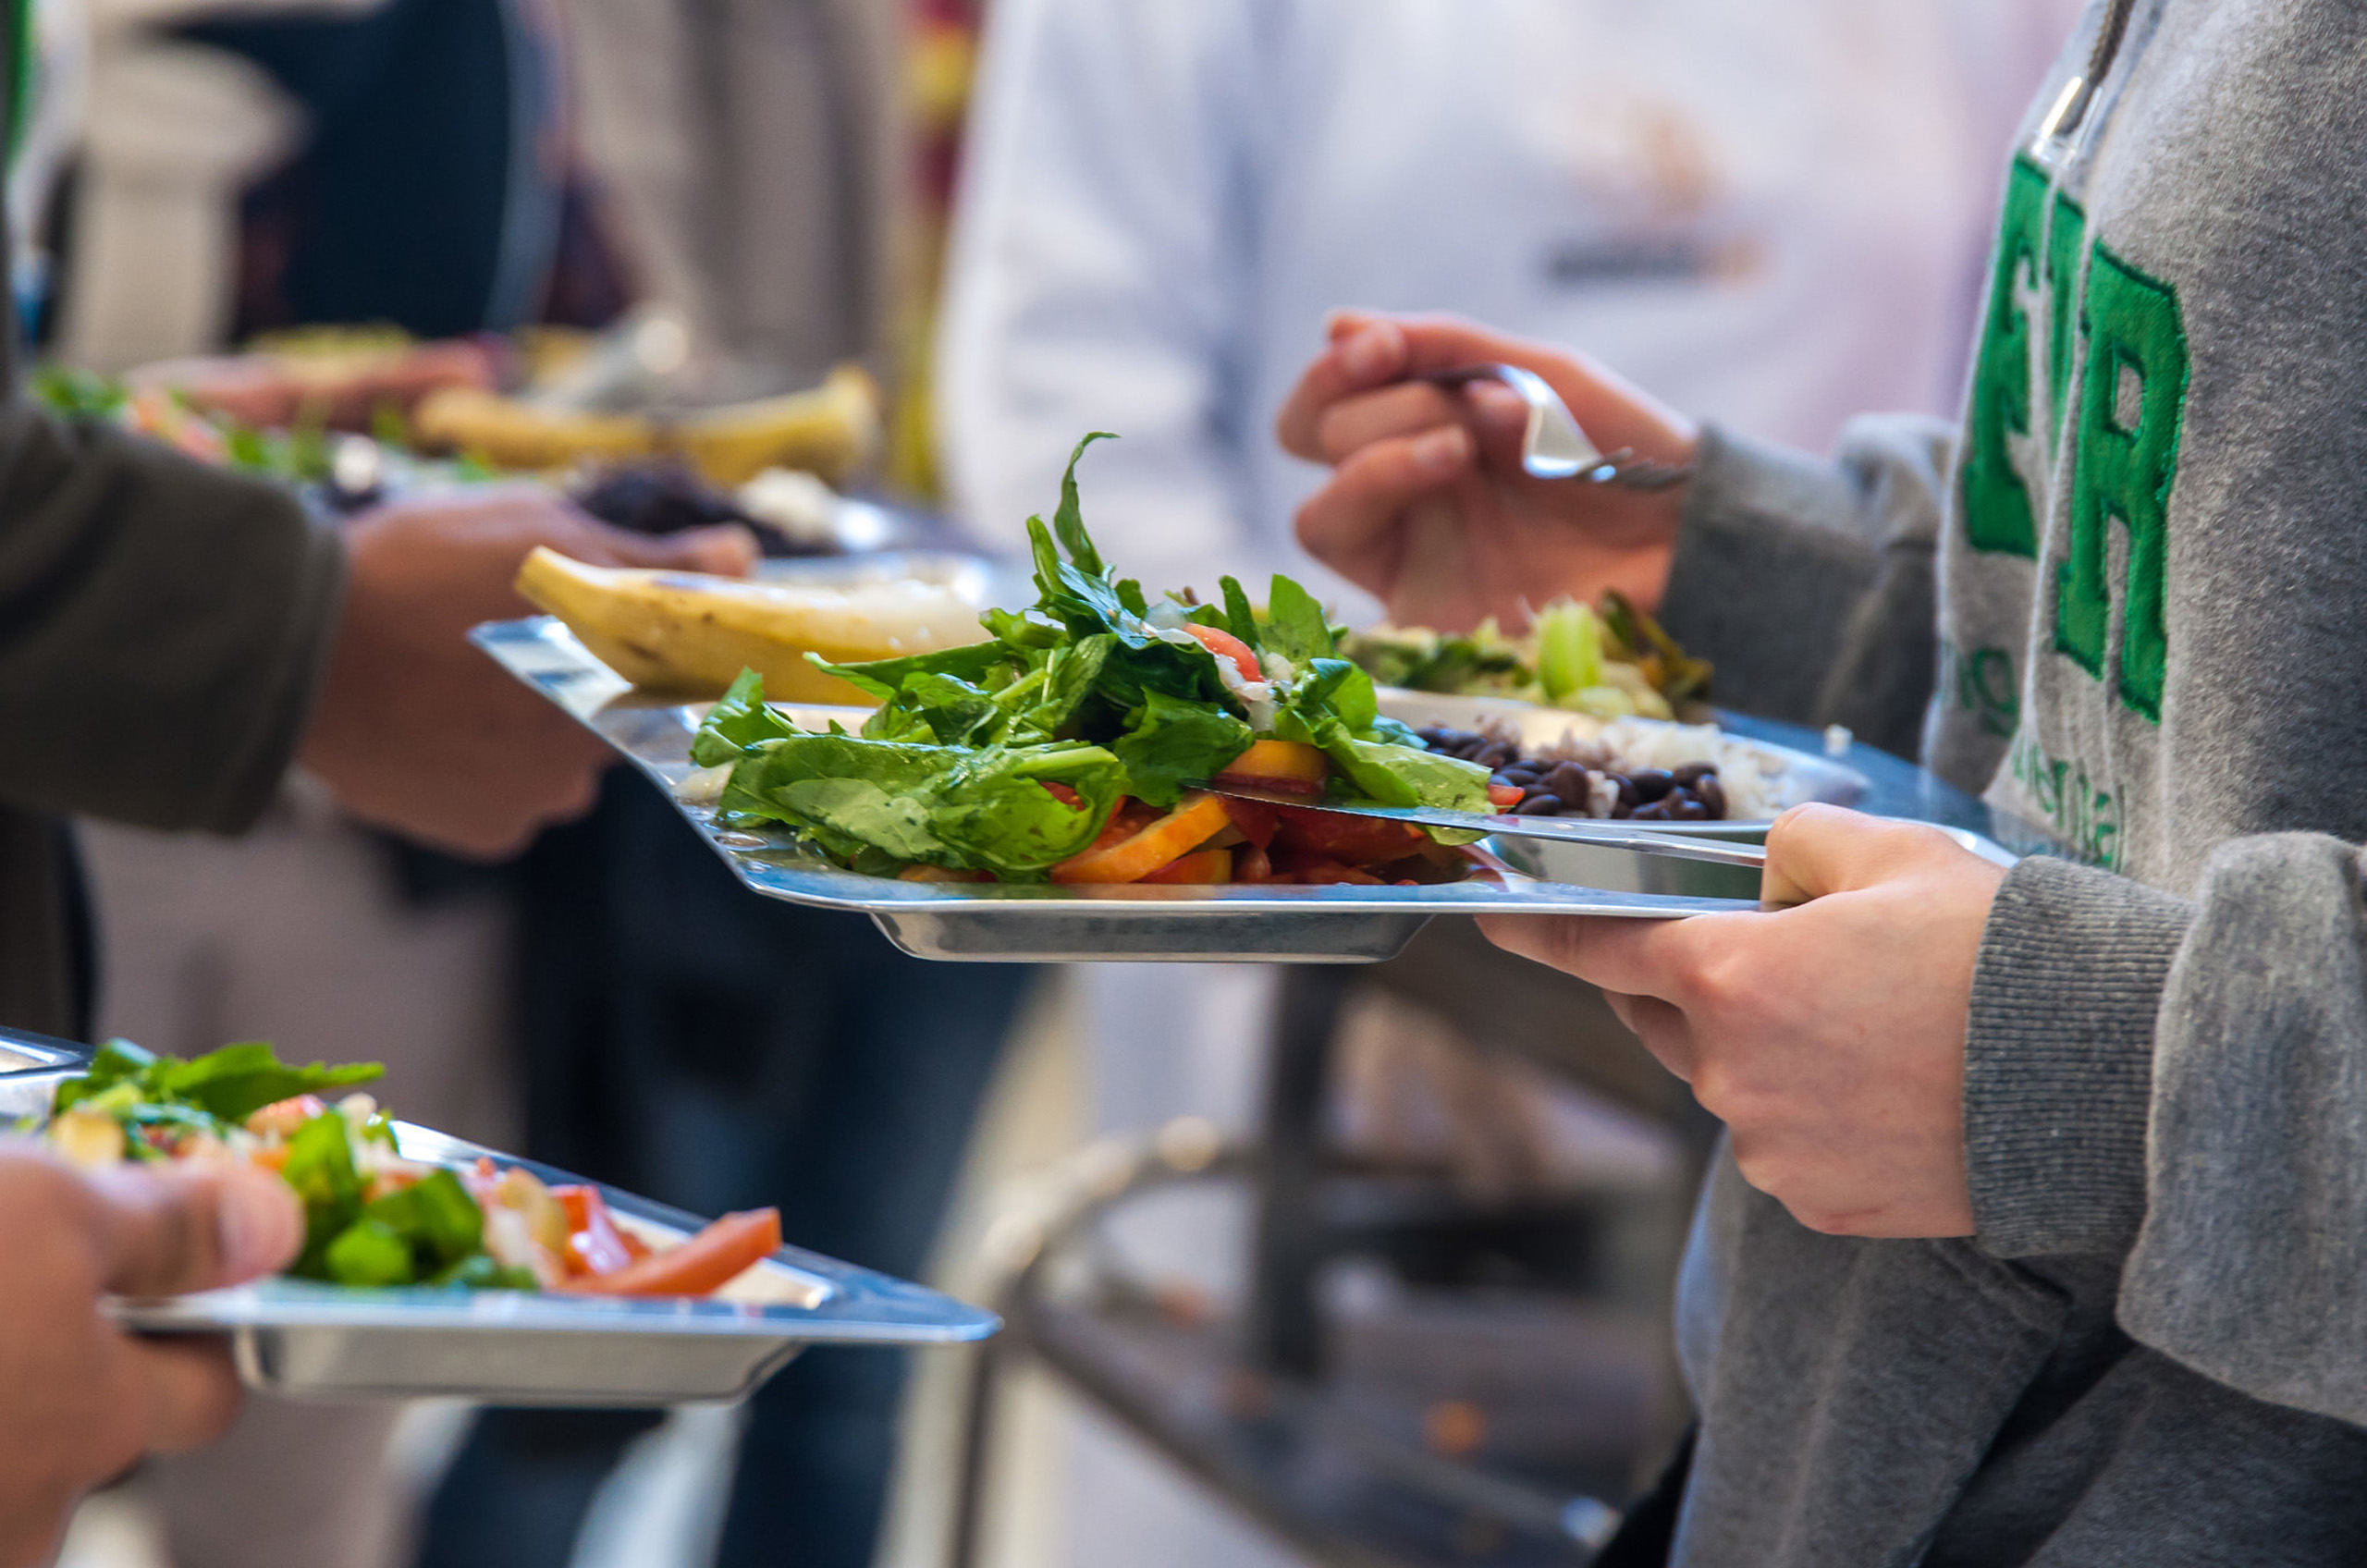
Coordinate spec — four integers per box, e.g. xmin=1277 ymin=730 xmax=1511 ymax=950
xmin=1424 ymin=363 xmax=1693 ymax=490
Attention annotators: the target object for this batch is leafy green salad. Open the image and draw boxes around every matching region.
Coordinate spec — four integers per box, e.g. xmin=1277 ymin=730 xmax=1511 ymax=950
xmin=688 ymin=435 xmax=1494 ymax=882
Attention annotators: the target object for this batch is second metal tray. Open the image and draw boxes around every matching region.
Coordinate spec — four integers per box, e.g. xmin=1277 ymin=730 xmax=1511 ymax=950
xmin=0 ymin=1058 xmax=998 ymax=1405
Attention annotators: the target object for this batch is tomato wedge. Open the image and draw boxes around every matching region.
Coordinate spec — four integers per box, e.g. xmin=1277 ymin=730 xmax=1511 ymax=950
xmin=558 ymin=1207 xmax=782 ymax=1297
xmin=1051 ymin=792 xmax=1233 ymax=884
xmin=1213 ymin=740 xmax=1327 ymax=797
xmin=1487 ymin=782 xmax=1525 ymax=811
xmin=1183 ymin=624 xmax=1261 ymax=681
xmin=1219 ymin=794 xmax=1279 ymax=847
xmin=1140 ymin=848 xmax=1233 ymax=885
xmin=553 ymin=1184 xmax=637 ymax=1278
xmin=1270 ymin=803 xmax=1429 ymax=864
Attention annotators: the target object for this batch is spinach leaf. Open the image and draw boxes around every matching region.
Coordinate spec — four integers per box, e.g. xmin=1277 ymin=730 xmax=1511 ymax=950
xmin=1111 ymin=692 xmax=1254 ymax=808
xmin=50 ymin=1038 xmax=157 ymax=1116
xmin=982 ymin=606 xmax=1067 ymax=651
xmin=810 ymin=641 xmax=1013 ymax=707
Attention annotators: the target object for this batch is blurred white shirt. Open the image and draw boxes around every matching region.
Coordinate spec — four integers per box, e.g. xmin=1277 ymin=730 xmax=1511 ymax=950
xmin=938 ymin=0 xmax=2085 ymax=616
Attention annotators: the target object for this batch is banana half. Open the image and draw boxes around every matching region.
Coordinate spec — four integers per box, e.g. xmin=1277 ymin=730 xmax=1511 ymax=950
xmin=516 ymin=547 xmax=987 ymax=704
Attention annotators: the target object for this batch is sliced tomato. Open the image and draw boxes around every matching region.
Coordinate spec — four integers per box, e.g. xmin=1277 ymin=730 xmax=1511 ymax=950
xmin=1487 ymin=783 xmax=1525 ymax=811
xmin=553 ymin=1184 xmax=637 ymax=1278
xmin=1213 ymin=740 xmax=1327 ymax=798
xmin=558 ymin=1207 xmax=783 ymax=1297
xmin=1183 ymin=623 xmax=1262 ymax=681
xmin=1220 ymin=794 xmax=1279 ymax=848
xmin=245 ymin=1094 xmax=328 ymax=1137
xmin=1233 ymin=844 xmax=1275 ymax=883
xmin=1052 ymin=792 xmax=1233 ymax=884
xmin=1140 ymin=848 xmax=1234 ymax=885
xmin=1270 ymin=804 xmax=1429 ymax=865
xmin=1040 ymin=781 xmax=1084 ymax=808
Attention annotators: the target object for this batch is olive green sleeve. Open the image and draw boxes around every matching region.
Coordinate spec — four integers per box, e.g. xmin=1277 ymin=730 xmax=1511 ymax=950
xmin=0 ymin=401 xmax=345 ymax=832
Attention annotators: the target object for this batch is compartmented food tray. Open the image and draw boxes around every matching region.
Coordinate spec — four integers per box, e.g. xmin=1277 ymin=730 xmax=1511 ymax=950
xmin=0 ymin=1053 xmax=998 ymax=1405
xmin=473 ymin=617 xmax=2013 ymax=964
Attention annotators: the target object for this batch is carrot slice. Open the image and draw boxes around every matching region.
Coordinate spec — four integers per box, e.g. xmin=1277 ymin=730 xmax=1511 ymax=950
xmin=558 ymin=1207 xmax=783 ymax=1297
xmin=1051 ymin=792 xmax=1233 ymax=884
xmin=1183 ymin=624 xmax=1262 ymax=681
xmin=1214 ymin=740 xmax=1327 ymax=795
xmin=1140 ymin=848 xmax=1234 ymax=885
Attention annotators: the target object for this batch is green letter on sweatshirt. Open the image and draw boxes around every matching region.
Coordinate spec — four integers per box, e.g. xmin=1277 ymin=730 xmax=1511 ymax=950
xmin=1959 ymin=157 xmax=2048 ymax=557
xmin=2056 ymin=242 xmax=2188 ymax=722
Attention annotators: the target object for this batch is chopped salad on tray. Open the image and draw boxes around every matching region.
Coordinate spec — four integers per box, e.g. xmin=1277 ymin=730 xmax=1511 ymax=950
xmin=681 ymin=435 xmax=1734 ymax=888
xmin=38 ymin=1040 xmax=780 ymax=1297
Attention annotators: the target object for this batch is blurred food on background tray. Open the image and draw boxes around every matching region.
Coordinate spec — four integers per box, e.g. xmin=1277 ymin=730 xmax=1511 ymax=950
xmin=1340 ymin=593 xmax=1712 ymax=721
xmin=34 ymin=319 xmax=892 ymax=542
xmin=517 ymin=547 xmax=989 ymax=703
xmin=411 ymin=363 xmax=879 ymax=486
xmin=42 ymin=1039 xmax=782 ymax=1298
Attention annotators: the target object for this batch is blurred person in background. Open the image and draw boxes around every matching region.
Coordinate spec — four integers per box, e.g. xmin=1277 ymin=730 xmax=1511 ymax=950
xmin=936 ymin=2 xmax=2078 ymax=1560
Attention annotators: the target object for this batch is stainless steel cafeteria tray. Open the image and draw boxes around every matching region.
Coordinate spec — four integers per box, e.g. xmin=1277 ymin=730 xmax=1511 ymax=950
xmin=0 ymin=1054 xmax=998 ymax=1405
xmin=472 ymin=616 xmax=2016 ymax=965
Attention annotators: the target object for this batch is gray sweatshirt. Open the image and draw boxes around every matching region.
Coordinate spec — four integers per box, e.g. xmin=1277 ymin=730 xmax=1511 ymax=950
xmin=1650 ymin=0 xmax=2367 ymax=1562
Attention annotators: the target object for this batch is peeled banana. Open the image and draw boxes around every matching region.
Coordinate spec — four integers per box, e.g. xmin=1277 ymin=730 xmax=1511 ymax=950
xmin=515 ymin=547 xmax=987 ymax=704
xmin=414 ymin=365 xmax=882 ymax=486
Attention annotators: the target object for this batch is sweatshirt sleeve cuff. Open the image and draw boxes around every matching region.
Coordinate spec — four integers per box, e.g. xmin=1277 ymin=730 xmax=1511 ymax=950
xmin=1965 ymin=855 xmax=2194 ymax=1258
xmin=1655 ymin=424 xmax=1883 ymax=725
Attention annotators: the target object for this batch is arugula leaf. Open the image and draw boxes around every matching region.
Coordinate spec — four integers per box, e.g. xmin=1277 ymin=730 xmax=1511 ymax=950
xmin=1263 ymin=575 xmax=1336 ymax=665
xmin=1110 ymin=692 xmax=1255 ymax=808
xmin=1050 ymin=432 xmax=1117 ymax=575
xmin=691 ymin=668 xmax=803 ymax=766
xmin=1219 ymin=577 xmax=1261 ymax=650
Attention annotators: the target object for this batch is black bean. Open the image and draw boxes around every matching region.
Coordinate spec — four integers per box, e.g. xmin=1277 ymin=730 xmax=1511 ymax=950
xmin=1490 ymin=771 xmax=1521 ymax=789
xmin=1627 ymin=768 xmax=1675 ymax=802
xmin=1544 ymin=762 xmax=1591 ymax=803
xmin=1671 ymin=762 xmax=1716 ymax=786
xmin=1696 ymin=776 xmax=1727 ymax=818
xmin=1476 ymin=744 xmax=1516 ymax=770
xmin=1608 ymin=800 xmax=1634 ymax=819
xmin=1668 ymin=795 xmax=1711 ymax=821
xmin=1629 ymin=800 xmax=1673 ymax=821
xmin=1512 ymin=793 xmax=1563 ymax=815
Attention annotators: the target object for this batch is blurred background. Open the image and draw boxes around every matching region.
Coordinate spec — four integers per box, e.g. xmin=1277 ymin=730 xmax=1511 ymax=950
xmin=18 ymin=1 xmax=2080 ymax=1565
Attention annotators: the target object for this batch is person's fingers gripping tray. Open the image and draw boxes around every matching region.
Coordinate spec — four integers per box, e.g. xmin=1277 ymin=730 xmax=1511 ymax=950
xmin=1480 ymin=803 xmax=2006 ymax=1240
xmin=0 ymin=1151 xmax=301 ymax=1568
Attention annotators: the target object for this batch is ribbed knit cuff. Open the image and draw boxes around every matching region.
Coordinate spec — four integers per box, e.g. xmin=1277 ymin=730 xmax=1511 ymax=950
xmin=1657 ymin=424 xmax=1882 ymax=726
xmin=1966 ymin=855 xmax=2194 ymax=1258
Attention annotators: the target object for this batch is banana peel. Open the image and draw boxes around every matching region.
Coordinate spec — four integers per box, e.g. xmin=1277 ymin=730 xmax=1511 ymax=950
xmin=414 ymin=365 xmax=882 ymax=486
xmin=515 ymin=547 xmax=986 ymax=704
